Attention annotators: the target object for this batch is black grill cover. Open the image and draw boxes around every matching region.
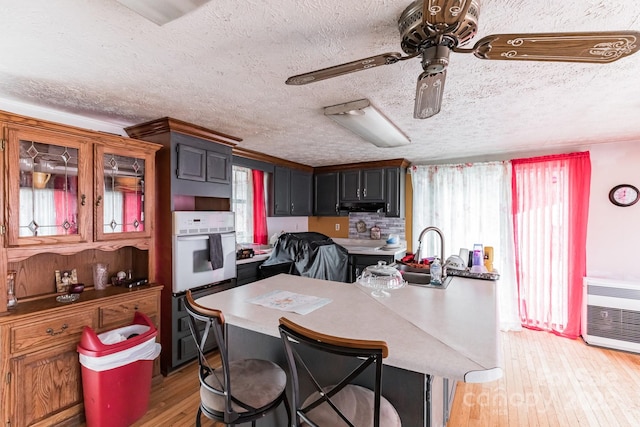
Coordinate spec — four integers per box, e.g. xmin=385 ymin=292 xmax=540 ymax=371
xmin=259 ymin=232 xmax=349 ymax=282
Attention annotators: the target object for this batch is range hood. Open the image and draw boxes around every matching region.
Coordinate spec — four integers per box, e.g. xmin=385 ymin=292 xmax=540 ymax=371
xmin=338 ymin=202 xmax=386 ymax=214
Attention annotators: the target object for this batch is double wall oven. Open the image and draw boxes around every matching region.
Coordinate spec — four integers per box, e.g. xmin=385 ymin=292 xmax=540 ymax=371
xmin=167 ymin=211 xmax=237 ymax=373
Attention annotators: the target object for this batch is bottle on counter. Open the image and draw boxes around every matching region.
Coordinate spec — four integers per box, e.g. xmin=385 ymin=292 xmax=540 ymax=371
xmin=484 ymin=246 xmax=494 ymax=272
xmin=430 ymin=257 xmax=442 ymax=285
xmin=471 ymin=243 xmax=488 ymax=273
xmin=472 ymin=243 xmax=484 ymax=267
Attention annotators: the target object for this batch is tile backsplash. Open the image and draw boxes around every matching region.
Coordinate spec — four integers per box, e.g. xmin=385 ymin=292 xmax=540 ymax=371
xmin=348 ymin=213 xmax=405 ymax=241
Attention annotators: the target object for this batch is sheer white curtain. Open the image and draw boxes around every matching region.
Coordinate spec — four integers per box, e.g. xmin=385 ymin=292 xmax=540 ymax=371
xmin=232 ymin=166 xmax=254 ymax=244
xmin=411 ymin=162 xmax=521 ymax=331
xmin=19 ymin=188 xmax=56 ymax=236
xmin=103 ymin=190 xmax=124 ymax=233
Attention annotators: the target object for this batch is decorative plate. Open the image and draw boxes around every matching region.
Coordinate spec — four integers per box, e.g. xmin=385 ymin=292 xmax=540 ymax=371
xmin=380 ymin=244 xmax=401 ymax=251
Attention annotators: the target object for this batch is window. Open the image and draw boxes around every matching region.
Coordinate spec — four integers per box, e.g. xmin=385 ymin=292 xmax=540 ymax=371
xmin=411 ymin=162 xmax=520 ymax=331
xmin=232 ymin=166 xmax=254 ymax=243
xmin=232 ymin=165 xmax=269 ymax=244
xmin=511 ymin=152 xmax=591 ymax=338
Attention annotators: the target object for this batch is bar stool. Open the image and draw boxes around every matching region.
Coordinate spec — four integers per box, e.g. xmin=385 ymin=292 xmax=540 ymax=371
xmin=184 ymin=290 xmax=291 ymax=426
xmin=278 ymin=317 xmax=401 ymax=427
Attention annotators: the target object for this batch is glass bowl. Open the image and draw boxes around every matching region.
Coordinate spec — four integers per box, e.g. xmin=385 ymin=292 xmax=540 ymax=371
xmin=56 ymin=293 xmax=80 ymax=303
xmin=357 ymin=261 xmax=406 ymax=297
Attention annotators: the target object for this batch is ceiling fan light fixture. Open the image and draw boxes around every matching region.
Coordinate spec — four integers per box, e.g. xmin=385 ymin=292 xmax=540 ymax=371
xmin=422 ymin=45 xmax=451 ymax=73
xmin=116 ymin=0 xmax=212 ymax=26
xmin=324 ymin=99 xmax=410 ymax=148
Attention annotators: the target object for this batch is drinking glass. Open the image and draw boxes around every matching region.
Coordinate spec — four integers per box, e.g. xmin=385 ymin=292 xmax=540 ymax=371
xmin=93 ymin=263 xmax=109 ymax=290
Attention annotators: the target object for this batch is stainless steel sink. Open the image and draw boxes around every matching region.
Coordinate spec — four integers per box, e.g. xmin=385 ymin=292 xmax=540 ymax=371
xmin=396 ymin=263 xmax=451 ymax=289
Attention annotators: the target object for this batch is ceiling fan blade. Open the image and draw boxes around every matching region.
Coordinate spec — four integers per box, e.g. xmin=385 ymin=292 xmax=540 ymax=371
xmin=462 ymin=31 xmax=640 ymax=63
xmin=414 ymin=71 xmax=446 ymax=119
xmin=422 ymin=0 xmax=474 ymax=27
xmin=285 ymin=52 xmax=403 ymax=85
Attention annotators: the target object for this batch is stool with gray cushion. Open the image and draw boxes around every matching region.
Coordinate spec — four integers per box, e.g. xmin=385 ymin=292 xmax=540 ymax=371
xmin=185 ymin=291 xmax=291 ymax=426
xmin=279 ymin=317 xmax=401 ymax=427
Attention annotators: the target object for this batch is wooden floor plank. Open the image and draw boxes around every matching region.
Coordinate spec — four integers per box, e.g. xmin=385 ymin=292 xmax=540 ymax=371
xmin=75 ymin=329 xmax=640 ymax=427
xmin=448 ymin=330 xmax=640 ymax=427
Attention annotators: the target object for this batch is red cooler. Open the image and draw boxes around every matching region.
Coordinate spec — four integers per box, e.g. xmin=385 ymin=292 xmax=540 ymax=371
xmin=77 ymin=311 xmax=161 ymax=427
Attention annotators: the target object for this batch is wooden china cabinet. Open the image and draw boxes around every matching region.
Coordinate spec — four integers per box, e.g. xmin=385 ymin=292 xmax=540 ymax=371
xmin=0 ymin=110 xmax=162 ymax=427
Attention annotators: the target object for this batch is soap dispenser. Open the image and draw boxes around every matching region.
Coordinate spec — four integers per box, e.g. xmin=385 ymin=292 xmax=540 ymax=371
xmin=430 ymin=258 xmax=442 ymax=285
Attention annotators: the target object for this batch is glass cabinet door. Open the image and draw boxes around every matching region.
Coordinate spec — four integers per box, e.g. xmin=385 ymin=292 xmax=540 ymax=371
xmin=6 ymin=126 xmax=90 ymax=246
xmin=95 ymin=145 xmax=151 ymax=240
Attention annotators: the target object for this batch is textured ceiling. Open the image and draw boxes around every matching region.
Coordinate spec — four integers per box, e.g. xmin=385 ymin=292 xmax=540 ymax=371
xmin=1 ymin=0 xmax=639 ymax=167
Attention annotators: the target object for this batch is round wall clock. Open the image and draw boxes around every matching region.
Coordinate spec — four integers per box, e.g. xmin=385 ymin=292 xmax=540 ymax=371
xmin=609 ymin=184 xmax=639 ymax=207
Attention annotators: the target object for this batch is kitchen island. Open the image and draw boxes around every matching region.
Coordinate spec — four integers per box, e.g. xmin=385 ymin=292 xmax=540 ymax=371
xmin=196 ymin=273 xmax=502 ymax=426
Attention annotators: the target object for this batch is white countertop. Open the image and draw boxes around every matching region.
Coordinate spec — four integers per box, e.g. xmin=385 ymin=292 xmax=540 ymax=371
xmin=332 ymin=238 xmax=407 ymax=257
xmin=196 ymin=273 xmax=502 ymax=383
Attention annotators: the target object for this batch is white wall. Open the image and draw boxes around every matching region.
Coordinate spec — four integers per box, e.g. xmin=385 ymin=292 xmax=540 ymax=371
xmin=266 ymin=216 xmax=308 ymax=241
xmin=587 ymin=141 xmax=640 ymax=281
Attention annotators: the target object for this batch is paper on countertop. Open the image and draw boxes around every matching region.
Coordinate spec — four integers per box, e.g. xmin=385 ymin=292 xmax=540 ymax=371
xmin=247 ymin=290 xmax=332 ymax=315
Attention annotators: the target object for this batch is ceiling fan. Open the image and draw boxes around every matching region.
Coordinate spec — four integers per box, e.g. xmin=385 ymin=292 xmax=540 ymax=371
xmin=285 ymin=0 xmax=640 ymax=119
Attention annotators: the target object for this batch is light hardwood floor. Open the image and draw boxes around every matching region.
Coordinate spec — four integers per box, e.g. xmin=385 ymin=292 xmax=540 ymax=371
xmin=128 ymin=329 xmax=640 ymax=427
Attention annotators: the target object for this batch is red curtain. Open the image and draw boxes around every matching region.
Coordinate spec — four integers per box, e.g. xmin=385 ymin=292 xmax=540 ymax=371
xmin=123 ymin=192 xmax=142 ymax=232
xmin=511 ymin=152 xmax=591 ymax=338
xmin=54 ymin=176 xmax=78 ymax=235
xmin=252 ymin=169 xmax=268 ymax=245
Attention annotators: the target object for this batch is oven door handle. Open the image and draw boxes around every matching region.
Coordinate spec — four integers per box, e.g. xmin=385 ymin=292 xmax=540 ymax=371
xmin=176 ymin=233 xmax=234 ymax=241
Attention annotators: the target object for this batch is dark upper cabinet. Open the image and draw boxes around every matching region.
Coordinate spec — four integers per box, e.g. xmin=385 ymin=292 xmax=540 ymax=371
xmin=362 ymin=168 xmax=384 ymax=201
xmin=340 ymin=170 xmax=361 ymax=202
xmin=291 ymin=170 xmax=313 ymax=216
xmin=385 ymin=167 xmax=405 ymax=217
xmin=176 ymin=145 xmax=206 ymax=181
xmin=273 ymin=166 xmax=312 ymax=216
xmin=339 ymin=168 xmax=385 ymax=202
xmin=273 ymin=166 xmax=291 ymax=216
xmin=177 ymin=142 xmax=231 ymax=186
xmin=206 ymin=150 xmax=231 ymax=184
xmin=314 ymin=172 xmax=340 ymax=216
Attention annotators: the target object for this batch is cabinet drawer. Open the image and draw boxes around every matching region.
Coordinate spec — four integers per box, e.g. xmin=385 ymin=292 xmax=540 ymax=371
xmin=11 ymin=310 xmax=95 ymax=354
xmin=99 ymin=296 xmax=157 ymax=329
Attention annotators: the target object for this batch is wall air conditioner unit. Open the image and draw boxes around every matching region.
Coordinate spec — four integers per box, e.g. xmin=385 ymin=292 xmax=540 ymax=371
xmin=582 ymin=277 xmax=640 ymax=354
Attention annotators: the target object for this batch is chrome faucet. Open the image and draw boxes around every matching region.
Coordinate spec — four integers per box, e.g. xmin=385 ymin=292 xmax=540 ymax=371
xmin=414 ymin=226 xmax=446 ymax=278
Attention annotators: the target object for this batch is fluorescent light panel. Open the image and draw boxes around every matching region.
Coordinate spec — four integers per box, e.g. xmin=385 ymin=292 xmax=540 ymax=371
xmin=117 ymin=0 xmax=212 ymax=25
xmin=324 ymin=99 xmax=410 ymax=148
